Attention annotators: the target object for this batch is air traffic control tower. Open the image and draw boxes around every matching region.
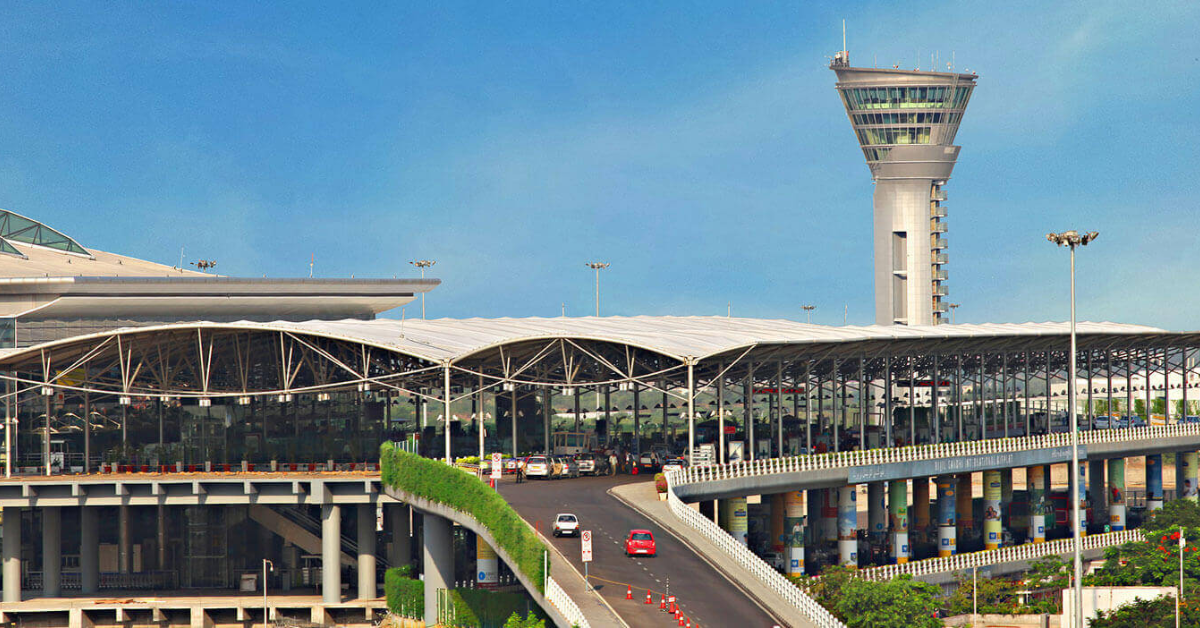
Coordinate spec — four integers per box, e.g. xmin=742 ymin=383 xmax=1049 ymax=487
xmin=831 ymin=50 xmax=976 ymax=326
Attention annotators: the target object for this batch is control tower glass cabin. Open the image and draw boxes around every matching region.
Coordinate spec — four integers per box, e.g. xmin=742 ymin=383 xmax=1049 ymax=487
xmin=831 ymin=50 xmax=976 ymax=326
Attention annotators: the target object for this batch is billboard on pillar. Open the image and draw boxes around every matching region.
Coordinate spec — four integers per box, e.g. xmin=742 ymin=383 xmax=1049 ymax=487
xmin=476 ymin=535 xmax=498 ymax=587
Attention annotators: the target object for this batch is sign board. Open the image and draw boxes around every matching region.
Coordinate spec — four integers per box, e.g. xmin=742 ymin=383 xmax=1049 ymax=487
xmin=848 ymin=445 xmax=1080 ymax=484
xmin=723 ymin=425 xmax=736 ymax=435
xmin=581 ymin=530 xmax=593 ymax=563
xmin=490 ymin=453 xmax=502 ymax=479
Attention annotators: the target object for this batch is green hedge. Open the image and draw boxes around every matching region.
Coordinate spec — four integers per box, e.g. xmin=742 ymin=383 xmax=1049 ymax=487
xmin=385 ymin=565 xmax=424 ymax=618
xmin=445 ymin=589 xmax=546 ymax=628
xmin=381 ymin=443 xmax=548 ymax=593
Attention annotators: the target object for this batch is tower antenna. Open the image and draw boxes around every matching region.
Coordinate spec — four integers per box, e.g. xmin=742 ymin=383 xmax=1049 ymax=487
xmin=841 ymin=19 xmax=846 ymax=53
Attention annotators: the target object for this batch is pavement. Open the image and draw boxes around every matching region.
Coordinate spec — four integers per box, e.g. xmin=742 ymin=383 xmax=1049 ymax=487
xmin=499 ymin=474 xmax=779 ymax=628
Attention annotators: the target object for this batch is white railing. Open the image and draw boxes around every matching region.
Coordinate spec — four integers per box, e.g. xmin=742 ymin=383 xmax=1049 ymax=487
xmin=860 ymin=529 xmax=1144 ymax=581
xmin=663 ymin=470 xmax=846 ymax=628
xmin=675 ymin=423 xmax=1200 ymax=488
xmin=546 ymin=576 xmax=591 ymax=628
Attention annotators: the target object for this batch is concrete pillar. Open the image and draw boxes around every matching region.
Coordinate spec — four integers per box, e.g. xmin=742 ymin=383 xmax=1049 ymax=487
xmin=770 ymin=493 xmax=785 ymax=554
xmin=80 ymin=506 xmax=99 ymax=594
xmin=806 ymin=488 xmax=821 ymax=546
xmin=888 ymin=480 xmax=908 ymax=564
xmin=43 ymin=507 xmax=61 ymax=597
xmin=1000 ymin=468 xmax=1014 ymax=527
xmin=388 ymin=504 xmax=411 ymax=568
xmin=726 ymin=497 xmax=748 ymax=546
xmin=983 ymin=470 xmax=1002 ymax=550
xmin=1088 ymin=459 xmax=1107 ymax=524
xmin=936 ymin=475 xmax=956 ymax=557
xmin=821 ymin=489 xmax=837 ymax=544
xmin=912 ymin=478 xmax=930 ymax=544
xmin=956 ymin=474 xmax=974 ymax=543
xmin=1179 ymin=452 xmax=1198 ymax=501
xmin=867 ymin=482 xmax=887 ymax=541
xmin=784 ymin=491 xmax=805 ymax=577
xmin=2 ymin=506 xmax=21 ymax=603
xmin=1027 ymin=466 xmax=1047 ymax=543
xmin=356 ymin=505 xmax=376 ymax=600
xmin=321 ymin=504 xmax=341 ymax=604
xmin=423 ymin=514 xmax=454 ymax=627
xmin=1108 ymin=459 xmax=1126 ymax=531
xmin=118 ymin=504 xmax=131 ymax=574
xmin=837 ymin=485 xmax=857 ymax=566
xmin=1147 ymin=454 xmax=1164 ymax=511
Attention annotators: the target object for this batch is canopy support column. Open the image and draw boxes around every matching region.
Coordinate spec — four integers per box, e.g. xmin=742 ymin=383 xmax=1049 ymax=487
xmin=687 ymin=361 xmax=695 ymax=461
xmin=443 ymin=365 xmax=452 ymax=464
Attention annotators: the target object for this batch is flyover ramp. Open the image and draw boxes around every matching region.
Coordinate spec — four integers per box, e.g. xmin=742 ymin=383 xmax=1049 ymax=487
xmin=671 ymin=423 xmax=1200 ymax=503
xmin=382 ymin=484 xmax=617 ymax=628
xmin=500 ymin=475 xmax=781 ymax=628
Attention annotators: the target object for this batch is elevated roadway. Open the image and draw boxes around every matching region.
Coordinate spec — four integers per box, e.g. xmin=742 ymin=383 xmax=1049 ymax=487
xmin=500 ymin=475 xmax=781 ymax=628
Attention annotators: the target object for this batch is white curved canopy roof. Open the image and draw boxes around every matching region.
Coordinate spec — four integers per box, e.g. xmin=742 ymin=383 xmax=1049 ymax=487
xmin=80 ymin=316 xmax=1178 ymax=364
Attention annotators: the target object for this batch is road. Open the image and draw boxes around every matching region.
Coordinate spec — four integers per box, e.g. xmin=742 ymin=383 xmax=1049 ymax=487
xmin=500 ymin=474 xmax=779 ymax=628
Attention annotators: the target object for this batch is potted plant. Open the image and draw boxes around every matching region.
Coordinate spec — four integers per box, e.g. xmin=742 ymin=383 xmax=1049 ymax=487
xmin=655 ymin=473 xmax=668 ymax=500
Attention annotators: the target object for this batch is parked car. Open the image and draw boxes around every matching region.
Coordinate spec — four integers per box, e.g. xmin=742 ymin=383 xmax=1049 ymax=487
xmin=575 ymin=452 xmax=609 ymax=476
xmin=661 ymin=457 xmax=688 ymax=473
xmin=525 ymin=456 xmax=552 ymax=479
xmin=560 ymin=456 xmax=581 ymax=478
xmin=638 ymin=452 xmax=660 ymax=473
xmin=553 ymin=513 xmax=580 ymax=537
xmin=624 ymin=529 xmax=657 ymax=557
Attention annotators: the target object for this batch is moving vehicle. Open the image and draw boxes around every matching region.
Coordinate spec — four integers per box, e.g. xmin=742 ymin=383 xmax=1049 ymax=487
xmin=525 ymin=456 xmax=552 ymax=479
xmin=624 ymin=529 xmax=656 ymax=557
xmin=553 ymin=513 xmax=580 ymax=537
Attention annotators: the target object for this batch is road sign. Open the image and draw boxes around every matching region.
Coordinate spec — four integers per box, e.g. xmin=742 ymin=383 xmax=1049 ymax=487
xmin=581 ymin=530 xmax=593 ymax=563
xmin=490 ymin=453 xmax=502 ymax=479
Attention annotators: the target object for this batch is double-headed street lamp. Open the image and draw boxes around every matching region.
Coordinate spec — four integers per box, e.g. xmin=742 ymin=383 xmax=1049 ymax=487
xmin=585 ymin=262 xmax=610 ymax=317
xmin=1047 ymin=229 xmax=1099 ymax=628
xmin=948 ymin=303 xmax=960 ymax=324
xmin=802 ymin=304 xmax=815 ymax=324
xmin=410 ymin=260 xmax=436 ymax=319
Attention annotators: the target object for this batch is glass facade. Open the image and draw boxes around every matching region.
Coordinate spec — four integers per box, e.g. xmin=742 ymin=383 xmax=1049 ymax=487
xmin=0 ymin=209 xmax=90 ymax=255
xmin=840 ymin=86 xmax=972 ymax=111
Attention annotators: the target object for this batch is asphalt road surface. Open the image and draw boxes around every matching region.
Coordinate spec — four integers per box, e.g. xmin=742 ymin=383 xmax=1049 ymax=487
xmin=500 ymin=474 xmax=779 ymax=628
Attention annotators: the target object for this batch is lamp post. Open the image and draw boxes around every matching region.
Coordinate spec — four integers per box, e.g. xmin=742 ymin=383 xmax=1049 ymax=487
xmin=410 ymin=260 xmax=436 ymax=319
xmin=948 ymin=303 xmax=960 ymax=324
xmin=585 ymin=262 xmax=610 ymax=317
xmin=802 ymin=305 xmax=815 ymax=324
xmin=1047 ymin=229 xmax=1099 ymax=628
xmin=262 ymin=558 xmax=274 ymax=627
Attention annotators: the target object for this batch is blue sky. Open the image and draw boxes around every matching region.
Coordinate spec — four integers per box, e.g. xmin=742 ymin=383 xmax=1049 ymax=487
xmin=0 ymin=2 xmax=1197 ymax=327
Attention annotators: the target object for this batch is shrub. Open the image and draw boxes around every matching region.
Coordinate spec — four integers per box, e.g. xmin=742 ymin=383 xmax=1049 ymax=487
xmin=654 ymin=473 xmax=668 ymax=494
xmin=384 ymin=565 xmax=423 ymax=618
xmin=381 ymin=443 xmax=548 ymax=593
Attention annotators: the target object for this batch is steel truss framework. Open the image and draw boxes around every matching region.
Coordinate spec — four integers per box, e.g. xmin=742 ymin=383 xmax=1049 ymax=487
xmin=2 ymin=322 xmax=1200 ymax=464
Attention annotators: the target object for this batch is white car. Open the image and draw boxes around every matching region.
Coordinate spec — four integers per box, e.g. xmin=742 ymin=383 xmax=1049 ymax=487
xmin=525 ymin=456 xmax=552 ymax=479
xmin=661 ymin=458 xmax=688 ymax=473
xmin=553 ymin=513 xmax=580 ymax=537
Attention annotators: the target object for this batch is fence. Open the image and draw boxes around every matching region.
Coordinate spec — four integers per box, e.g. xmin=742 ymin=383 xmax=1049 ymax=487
xmin=663 ymin=470 xmax=846 ymax=628
xmin=860 ymin=529 xmax=1144 ymax=581
xmin=545 ymin=576 xmax=591 ymax=628
xmin=675 ymin=423 xmax=1200 ymax=487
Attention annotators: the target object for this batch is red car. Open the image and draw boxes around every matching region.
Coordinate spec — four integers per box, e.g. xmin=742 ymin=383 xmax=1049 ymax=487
xmin=624 ymin=529 xmax=656 ymax=557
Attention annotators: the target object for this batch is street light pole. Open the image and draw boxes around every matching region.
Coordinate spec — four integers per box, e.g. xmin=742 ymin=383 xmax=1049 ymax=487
xmin=585 ymin=262 xmax=610 ymax=317
xmin=1047 ymin=229 xmax=1099 ymax=628
xmin=262 ymin=558 xmax=274 ymax=627
xmin=802 ymin=305 xmax=815 ymax=324
xmin=410 ymin=260 xmax=436 ymax=319
xmin=948 ymin=303 xmax=960 ymax=324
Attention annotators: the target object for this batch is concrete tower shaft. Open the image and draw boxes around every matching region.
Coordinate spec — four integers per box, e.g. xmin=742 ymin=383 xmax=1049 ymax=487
xmin=831 ymin=52 xmax=976 ymax=326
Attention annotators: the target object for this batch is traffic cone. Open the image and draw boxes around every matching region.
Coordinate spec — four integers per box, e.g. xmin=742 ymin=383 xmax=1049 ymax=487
xmin=645 ymin=590 xmax=653 ymax=604
xmin=678 ymin=613 xmax=685 ymax=626
xmin=625 ymin=585 xmax=632 ymax=600
xmin=660 ymin=595 xmax=666 ymax=611
xmin=686 ymin=621 xmax=692 ymax=628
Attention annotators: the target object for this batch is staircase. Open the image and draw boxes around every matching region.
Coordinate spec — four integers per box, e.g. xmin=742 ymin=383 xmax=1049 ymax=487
xmin=248 ymin=505 xmax=387 ymax=568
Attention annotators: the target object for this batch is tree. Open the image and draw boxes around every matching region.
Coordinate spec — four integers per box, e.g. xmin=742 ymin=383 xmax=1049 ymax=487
xmin=803 ymin=567 xmax=942 ymax=628
xmin=1089 ymin=593 xmax=1200 ymax=627
xmin=1087 ymin=500 xmax=1200 ymax=593
xmin=1135 ymin=399 xmax=1146 ymax=418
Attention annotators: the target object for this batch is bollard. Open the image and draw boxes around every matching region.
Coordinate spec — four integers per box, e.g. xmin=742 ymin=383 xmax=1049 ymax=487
xmin=625 ymin=586 xmax=632 ymax=600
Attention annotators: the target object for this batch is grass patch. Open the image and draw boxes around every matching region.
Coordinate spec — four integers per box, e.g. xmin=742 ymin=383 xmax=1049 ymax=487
xmin=381 ymin=443 xmax=548 ymax=593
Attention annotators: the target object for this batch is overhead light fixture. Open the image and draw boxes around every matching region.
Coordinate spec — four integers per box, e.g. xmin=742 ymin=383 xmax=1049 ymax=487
xmin=561 ymin=387 xmax=575 ymax=396
xmin=278 ymin=393 xmax=293 ymax=403
xmin=199 ymin=398 xmax=212 ymax=407
xmin=237 ymin=396 xmax=252 ymax=406
xmin=41 ymin=386 xmax=55 ymax=396
xmin=502 ymin=382 xmax=516 ymax=392
xmin=317 ymin=392 xmax=331 ymax=402
xmin=118 ymin=396 xmax=131 ymax=406
xmin=357 ymin=383 xmax=371 ymax=393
